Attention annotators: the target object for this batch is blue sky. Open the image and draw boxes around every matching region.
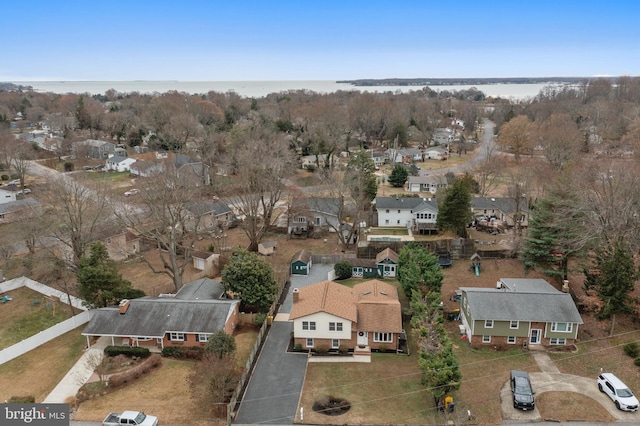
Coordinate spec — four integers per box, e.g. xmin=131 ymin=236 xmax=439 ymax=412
xmin=3 ymin=0 xmax=639 ymax=81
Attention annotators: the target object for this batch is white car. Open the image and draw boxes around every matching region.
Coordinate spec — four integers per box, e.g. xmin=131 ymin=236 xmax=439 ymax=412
xmin=124 ymin=188 xmax=140 ymax=196
xmin=598 ymin=373 xmax=639 ymax=412
xmin=19 ymin=188 xmax=31 ymax=194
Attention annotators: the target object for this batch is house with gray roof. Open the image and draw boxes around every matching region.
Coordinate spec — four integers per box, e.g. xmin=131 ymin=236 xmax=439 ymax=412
xmin=288 ymin=197 xmax=345 ymax=237
xmin=72 ymin=139 xmax=115 ymax=159
xmin=471 ymin=197 xmax=529 ymax=228
xmin=105 ymin=155 xmax=137 ymax=172
xmin=375 ymin=196 xmax=438 ymax=234
xmin=406 ymin=175 xmax=449 ymax=194
xmin=185 ymin=200 xmax=235 ymax=231
xmin=459 ymin=278 xmax=583 ymax=349
xmin=82 ymin=278 xmax=238 ymax=349
xmin=0 ymin=198 xmax=41 ymax=223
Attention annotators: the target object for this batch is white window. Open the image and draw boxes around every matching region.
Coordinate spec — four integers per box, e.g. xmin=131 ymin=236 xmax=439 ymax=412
xmin=550 ymin=338 xmax=566 ymax=345
xmin=332 ymin=339 xmax=340 ymax=349
xmin=484 ymin=320 xmax=494 ymax=328
xmin=374 ymin=332 xmax=393 ymax=343
xmin=197 ymin=334 xmax=210 ymax=342
xmin=482 ymin=335 xmax=491 ymax=343
xmin=507 ymin=336 xmax=516 ymax=344
xmin=510 ymin=321 xmax=519 ymax=329
xmin=169 ymin=332 xmax=185 ymax=341
xmin=329 ymin=322 xmax=343 ymax=332
xmin=551 ymin=322 xmax=572 ymax=332
xmin=306 ymin=338 xmax=314 ymax=348
xmin=385 ymin=220 xmax=389 ymax=224
xmin=302 ymin=321 xmax=316 ymax=331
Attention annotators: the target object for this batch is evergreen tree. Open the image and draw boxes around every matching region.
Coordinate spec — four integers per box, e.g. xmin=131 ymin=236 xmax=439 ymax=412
xmin=334 ymin=260 xmax=353 ymax=280
xmin=346 ymin=149 xmax=377 ymax=204
xmin=77 ymin=242 xmax=144 ymax=308
xmin=221 ymin=248 xmax=278 ymax=312
xmin=204 ymin=330 xmax=237 ymax=359
xmin=397 ymin=243 xmax=444 ymax=295
xmin=436 ymin=174 xmax=474 ymax=235
xmin=388 ymin=163 xmax=409 ymax=188
xmin=593 ymin=241 xmax=638 ymax=321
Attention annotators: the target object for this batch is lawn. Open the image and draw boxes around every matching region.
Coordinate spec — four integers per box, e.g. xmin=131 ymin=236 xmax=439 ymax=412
xmin=0 ymin=286 xmax=75 ymax=350
xmin=0 ymin=326 xmax=86 ymax=402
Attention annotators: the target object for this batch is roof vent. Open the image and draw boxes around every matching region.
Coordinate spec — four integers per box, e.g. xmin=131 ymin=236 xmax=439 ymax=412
xmin=363 ymin=291 xmax=371 ymax=295
xmin=491 ymin=197 xmax=496 ymax=201
xmin=380 ymin=291 xmax=387 ymax=296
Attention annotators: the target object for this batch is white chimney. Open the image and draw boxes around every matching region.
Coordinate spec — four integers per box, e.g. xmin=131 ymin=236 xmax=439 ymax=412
xmin=496 ymin=281 xmax=501 ymax=289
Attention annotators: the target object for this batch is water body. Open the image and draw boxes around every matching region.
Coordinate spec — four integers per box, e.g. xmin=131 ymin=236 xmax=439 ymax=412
xmin=10 ymin=80 xmax=559 ymax=100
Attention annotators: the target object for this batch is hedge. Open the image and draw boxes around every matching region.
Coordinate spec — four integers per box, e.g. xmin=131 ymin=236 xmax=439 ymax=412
xmin=104 ymin=345 xmax=151 ymax=358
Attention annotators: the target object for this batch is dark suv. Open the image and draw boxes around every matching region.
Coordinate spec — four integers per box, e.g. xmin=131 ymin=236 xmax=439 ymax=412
xmin=510 ymin=370 xmax=535 ymax=410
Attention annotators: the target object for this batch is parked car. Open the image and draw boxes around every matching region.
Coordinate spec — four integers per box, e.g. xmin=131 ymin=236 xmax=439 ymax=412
xmin=18 ymin=188 xmax=31 ymax=194
xmin=124 ymin=189 xmax=140 ymax=196
xmin=598 ymin=373 xmax=639 ymax=411
xmin=103 ymin=410 xmax=158 ymax=426
xmin=510 ymin=370 xmax=535 ymax=410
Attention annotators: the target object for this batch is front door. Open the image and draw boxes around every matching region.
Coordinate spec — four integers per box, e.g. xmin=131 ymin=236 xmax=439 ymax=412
xmin=530 ymin=329 xmax=541 ymax=345
xmin=357 ymin=331 xmax=368 ymax=346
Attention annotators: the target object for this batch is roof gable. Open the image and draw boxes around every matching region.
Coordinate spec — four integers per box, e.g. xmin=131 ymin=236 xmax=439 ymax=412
xmin=289 ymin=280 xmax=357 ymax=321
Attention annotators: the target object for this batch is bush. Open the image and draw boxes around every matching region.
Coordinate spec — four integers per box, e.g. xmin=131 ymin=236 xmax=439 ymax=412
xmin=104 ymin=345 xmax=150 ymax=358
xmin=338 ymin=345 xmax=348 ymax=355
xmin=254 ymin=312 xmax=267 ymax=326
xmin=334 ymin=260 xmax=353 ymax=280
xmin=107 ymin=354 xmax=162 ymax=388
xmin=161 ymin=346 xmax=204 ymax=359
xmin=315 ymin=344 xmax=330 ymax=354
xmin=0 ymin=174 xmax=9 ymax=181
xmin=294 ymin=343 xmax=303 ymax=351
xmin=624 ymin=342 xmax=640 ymax=358
xmin=64 ymin=162 xmax=74 ymax=172
xmin=8 ymin=396 xmax=35 ymax=403
xmin=634 ymin=357 xmax=640 ymax=367
xmin=378 ymin=345 xmax=388 ymax=353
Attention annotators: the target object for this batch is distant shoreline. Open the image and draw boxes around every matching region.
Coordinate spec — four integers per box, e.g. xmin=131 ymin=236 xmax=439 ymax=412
xmin=337 ymin=76 xmax=617 ymax=87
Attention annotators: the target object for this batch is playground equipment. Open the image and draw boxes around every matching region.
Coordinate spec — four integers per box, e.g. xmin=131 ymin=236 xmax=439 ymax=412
xmin=470 ymin=253 xmax=482 ymax=276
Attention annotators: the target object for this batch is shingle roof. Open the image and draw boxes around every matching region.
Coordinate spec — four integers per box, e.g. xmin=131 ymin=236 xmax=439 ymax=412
xmin=289 ymin=280 xmax=357 ymax=321
xmin=0 ymin=198 xmax=41 ymax=214
xmin=185 ymin=201 xmax=233 ymax=217
xmin=471 ymin=197 xmax=529 ymax=214
xmin=82 ymin=298 xmax=239 ymax=337
xmin=291 ymin=249 xmax=311 ymax=264
xmin=375 ymin=196 xmax=438 ymax=212
xmin=376 ymin=248 xmax=398 ymax=263
xmin=462 ymin=280 xmax=583 ymax=323
xmin=353 ymin=280 xmax=402 ymax=332
xmin=175 ymin=277 xmax=225 ymax=300
xmin=291 ymin=197 xmax=341 ymax=216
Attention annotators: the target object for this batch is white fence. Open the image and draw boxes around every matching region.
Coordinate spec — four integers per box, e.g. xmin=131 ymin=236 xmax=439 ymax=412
xmin=0 ymin=276 xmax=92 ymax=365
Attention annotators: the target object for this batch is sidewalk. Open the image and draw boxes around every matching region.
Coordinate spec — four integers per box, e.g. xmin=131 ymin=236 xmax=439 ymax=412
xmin=43 ymin=336 xmax=111 ymax=403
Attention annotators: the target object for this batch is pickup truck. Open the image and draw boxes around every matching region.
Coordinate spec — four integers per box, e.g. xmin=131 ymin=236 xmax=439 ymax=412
xmin=102 ymin=410 xmax=158 ymax=426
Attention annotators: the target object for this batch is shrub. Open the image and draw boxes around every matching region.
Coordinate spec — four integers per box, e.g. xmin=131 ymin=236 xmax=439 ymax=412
xmin=338 ymin=345 xmax=348 ymax=355
xmin=63 ymin=162 xmax=74 ymax=172
xmin=0 ymin=174 xmax=9 ymax=181
xmin=107 ymin=354 xmax=162 ymax=388
xmin=315 ymin=344 xmax=330 ymax=354
xmin=378 ymin=345 xmax=388 ymax=353
xmin=634 ymin=357 xmax=640 ymax=367
xmin=294 ymin=343 xmax=303 ymax=351
xmin=161 ymin=346 xmax=204 ymax=359
xmin=624 ymin=342 xmax=640 ymax=358
xmin=104 ymin=345 xmax=150 ymax=358
xmin=8 ymin=396 xmax=35 ymax=403
xmin=162 ymin=346 xmax=183 ymax=358
xmin=334 ymin=260 xmax=353 ymax=280
xmin=254 ymin=312 xmax=267 ymax=326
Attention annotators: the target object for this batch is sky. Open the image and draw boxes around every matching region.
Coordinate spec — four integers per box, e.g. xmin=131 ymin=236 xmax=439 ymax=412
xmin=2 ymin=0 xmax=640 ymax=81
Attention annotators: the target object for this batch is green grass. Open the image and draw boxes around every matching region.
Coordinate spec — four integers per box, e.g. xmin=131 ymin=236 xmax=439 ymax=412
xmin=81 ymin=170 xmax=131 ymax=184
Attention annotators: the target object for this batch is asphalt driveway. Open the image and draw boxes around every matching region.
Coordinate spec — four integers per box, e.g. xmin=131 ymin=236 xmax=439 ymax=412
xmin=234 ymin=264 xmax=334 ymax=425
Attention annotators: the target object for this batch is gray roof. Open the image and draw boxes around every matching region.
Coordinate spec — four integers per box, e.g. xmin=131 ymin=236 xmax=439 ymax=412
xmin=471 ymin=197 xmax=529 ymax=214
xmin=292 ymin=197 xmax=341 ymax=216
xmin=375 ymin=196 xmax=438 ymax=212
xmin=82 ymin=297 xmax=238 ymax=337
xmin=175 ymin=277 xmax=225 ymax=300
xmin=185 ymin=201 xmax=233 ymax=217
xmin=461 ymin=280 xmax=583 ymax=323
xmin=0 ymin=198 xmax=41 ymax=214
xmin=107 ymin=155 xmax=129 ymax=163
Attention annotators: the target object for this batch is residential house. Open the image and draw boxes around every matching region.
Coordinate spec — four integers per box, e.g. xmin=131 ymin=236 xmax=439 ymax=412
xmin=289 ymin=279 xmax=403 ymax=352
xmin=291 ymin=249 xmax=312 ymax=275
xmin=350 ymin=258 xmax=379 ymax=278
xmin=105 ymin=155 xmax=137 ymax=172
xmin=0 ymin=198 xmax=41 ymax=223
xmin=423 ymin=146 xmax=449 ymax=160
xmin=0 ymin=186 xmax=18 ymax=204
xmin=369 ymin=151 xmax=386 ymax=168
xmin=459 ymin=278 xmax=583 ymax=348
xmin=258 ymin=241 xmax=278 ymax=256
xmin=103 ymin=230 xmax=141 ymax=261
xmin=375 ymin=196 xmax=438 ymax=234
xmin=82 ymin=278 xmax=238 ymax=349
xmin=406 ymin=175 xmax=449 ymax=194
xmin=288 ymin=197 xmax=343 ymax=237
xmin=185 ymin=200 xmax=235 ymax=231
xmin=385 ymin=148 xmax=423 ymax=164
xmin=300 ymin=154 xmax=339 ymax=170
xmin=192 ymin=251 xmax=220 ymax=276
xmin=72 ymin=139 xmax=116 ymax=159
xmin=376 ymin=248 xmax=398 ymax=277
xmin=471 ymin=197 xmax=529 ymax=228
xmin=130 ymin=152 xmax=211 ymax=186
xmin=433 ymin=128 xmax=454 ymax=146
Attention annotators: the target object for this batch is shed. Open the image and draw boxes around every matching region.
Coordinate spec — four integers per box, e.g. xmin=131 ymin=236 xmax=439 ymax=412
xmin=258 ymin=241 xmax=278 ymax=256
xmin=291 ymin=249 xmax=312 ymax=275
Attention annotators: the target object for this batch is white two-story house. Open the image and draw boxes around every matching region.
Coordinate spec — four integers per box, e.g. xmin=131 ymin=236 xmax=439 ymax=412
xmin=375 ymin=196 xmax=439 ymax=235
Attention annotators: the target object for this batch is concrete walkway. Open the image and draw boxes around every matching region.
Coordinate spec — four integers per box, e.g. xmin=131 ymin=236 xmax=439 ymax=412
xmin=43 ymin=336 xmax=111 ymax=403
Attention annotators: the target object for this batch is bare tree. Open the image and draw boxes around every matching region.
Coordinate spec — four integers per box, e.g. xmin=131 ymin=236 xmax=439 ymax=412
xmin=8 ymin=140 xmax=33 ymax=187
xmin=535 ymin=113 xmax=583 ymax=170
xmin=497 ymin=115 xmax=533 ymax=162
xmin=473 ymin=142 xmax=504 ymax=197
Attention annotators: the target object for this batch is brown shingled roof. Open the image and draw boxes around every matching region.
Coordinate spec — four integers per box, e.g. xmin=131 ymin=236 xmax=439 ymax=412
xmin=353 ymin=280 xmax=402 ymax=332
xmin=289 ymin=280 xmax=357 ymax=322
xmin=376 ymin=247 xmax=398 ymax=264
xmin=291 ymin=249 xmax=311 ymax=264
